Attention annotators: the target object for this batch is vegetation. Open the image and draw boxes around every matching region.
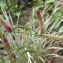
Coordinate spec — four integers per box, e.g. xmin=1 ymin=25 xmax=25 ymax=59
xmin=0 ymin=0 xmax=63 ymax=63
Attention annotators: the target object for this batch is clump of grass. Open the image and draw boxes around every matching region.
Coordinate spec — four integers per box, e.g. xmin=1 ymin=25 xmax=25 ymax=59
xmin=0 ymin=0 xmax=63 ymax=63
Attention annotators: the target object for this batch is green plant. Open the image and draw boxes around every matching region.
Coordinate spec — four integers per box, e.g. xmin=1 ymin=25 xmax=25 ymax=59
xmin=0 ymin=0 xmax=63 ymax=63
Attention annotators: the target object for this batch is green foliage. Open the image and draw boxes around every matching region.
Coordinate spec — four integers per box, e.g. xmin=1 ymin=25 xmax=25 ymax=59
xmin=0 ymin=56 xmax=5 ymax=63
xmin=34 ymin=0 xmax=42 ymax=6
xmin=0 ymin=1 xmax=25 ymax=18
xmin=46 ymin=0 xmax=54 ymax=4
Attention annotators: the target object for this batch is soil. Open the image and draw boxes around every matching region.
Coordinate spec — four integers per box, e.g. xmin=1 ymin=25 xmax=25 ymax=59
xmin=19 ymin=8 xmax=32 ymax=25
xmin=58 ymin=0 xmax=63 ymax=8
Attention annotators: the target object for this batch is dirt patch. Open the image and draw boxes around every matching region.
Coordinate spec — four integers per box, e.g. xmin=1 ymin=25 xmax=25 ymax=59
xmin=19 ymin=8 xmax=32 ymax=25
xmin=58 ymin=0 xmax=63 ymax=8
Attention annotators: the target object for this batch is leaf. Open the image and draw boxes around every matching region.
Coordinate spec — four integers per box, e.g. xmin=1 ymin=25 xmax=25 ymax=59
xmin=16 ymin=46 xmax=25 ymax=52
xmin=57 ymin=9 xmax=63 ymax=14
xmin=18 ymin=5 xmax=24 ymax=11
xmin=13 ymin=26 xmax=31 ymax=31
xmin=8 ymin=2 xmax=16 ymax=9
xmin=34 ymin=0 xmax=42 ymax=6
xmin=0 ymin=56 xmax=5 ymax=63
xmin=0 ymin=43 xmax=4 ymax=49
xmin=0 ymin=0 xmax=7 ymax=7
xmin=19 ymin=13 xmax=25 ymax=18
xmin=13 ymin=12 xmax=25 ymax=17
xmin=46 ymin=0 xmax=54 ymax=4
xmin=0 ymin=31 xmax=4 ymax=39
xmin=20 ymin=49 xmax=35 ymax=56
xmin=13 ymin=12 xmax=20 ymax=17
